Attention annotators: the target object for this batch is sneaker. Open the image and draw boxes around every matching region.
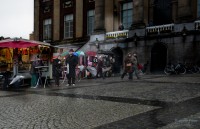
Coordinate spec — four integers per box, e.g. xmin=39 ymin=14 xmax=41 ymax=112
xmin=72 ymin=84 xmax=75 ymax=86
xmin=66 ymin=84 xmax=70 ymax=87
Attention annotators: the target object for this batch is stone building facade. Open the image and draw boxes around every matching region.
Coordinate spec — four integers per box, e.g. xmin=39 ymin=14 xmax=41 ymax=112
xmin=34 ymin=0 xmax=200 ymax=73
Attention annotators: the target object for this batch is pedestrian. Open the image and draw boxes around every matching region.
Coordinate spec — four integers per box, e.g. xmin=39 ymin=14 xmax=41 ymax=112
xmin=121 ymin=52 xmax=133 ymax=80
xmin=53 ymin=55 xmax=62 ymax=87
xmin=2 ymin=68 xmax=11 ymax=90
xmin=96 ymin=56 xmax=105 ymax=79
xmin=132 ymin=53 xmax=140 ymax=79
xmin=30 ymin=58 xmax=38 ymax=87
xmin=30 ymin=55 xmax=43 ymax=88
xmin=118 ymin=23 xmax=124 ymax=30
xmin=65 ymin=49 xmax=78 ymax=86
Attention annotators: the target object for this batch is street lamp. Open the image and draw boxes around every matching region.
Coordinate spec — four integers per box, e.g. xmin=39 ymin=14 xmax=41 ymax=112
xmin=95 ymin=38 xmax=100 ymax=50
xmin=182 ymin=26 xmax=187 ymax=42
xmin=133 ymin=33 xmax=139 ymax=47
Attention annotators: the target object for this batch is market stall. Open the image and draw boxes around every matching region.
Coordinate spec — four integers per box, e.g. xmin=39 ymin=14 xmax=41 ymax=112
xmin=0 ymin=38 xmax=51 ymax=87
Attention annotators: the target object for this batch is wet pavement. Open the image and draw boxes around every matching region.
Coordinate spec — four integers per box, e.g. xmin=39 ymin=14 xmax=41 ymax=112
xmin=0 ymin=74 xmax=200 ymax=129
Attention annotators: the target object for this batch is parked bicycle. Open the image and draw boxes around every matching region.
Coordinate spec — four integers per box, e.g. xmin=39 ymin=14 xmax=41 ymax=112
xmin=164 ymin=63 xmax=186 ymax=75
xmin=184 ymin=62 xmax=200 ymax=74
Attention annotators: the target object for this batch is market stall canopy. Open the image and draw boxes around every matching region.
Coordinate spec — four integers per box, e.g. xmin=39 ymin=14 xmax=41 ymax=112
xmin=0 ymin=38 xmax=51 ymax=48
xmin=86 ymin=51 xmax=96 ymax=56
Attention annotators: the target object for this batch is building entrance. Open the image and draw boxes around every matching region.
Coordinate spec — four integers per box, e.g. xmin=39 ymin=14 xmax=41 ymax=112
xmin=151 ymin=43 xmax=167 ymax=73
xmin=111 ymin=47 xmax=123 ymax=73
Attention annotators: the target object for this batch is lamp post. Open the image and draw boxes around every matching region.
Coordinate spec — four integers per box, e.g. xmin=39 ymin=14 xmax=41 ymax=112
xmin=182 ymin=26 xmax=187 ymax=42
xmin=95 ymin=38 xmax=100 ymax=51
xmin=133 ymin=33 xmax=139 ymax=47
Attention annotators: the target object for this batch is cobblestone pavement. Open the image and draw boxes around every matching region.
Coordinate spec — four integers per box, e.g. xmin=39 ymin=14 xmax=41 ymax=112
xmin=0 ymin=74 xmax=200 ymax=129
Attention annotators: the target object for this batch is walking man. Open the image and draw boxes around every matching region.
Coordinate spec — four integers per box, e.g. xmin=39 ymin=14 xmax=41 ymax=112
xmin=121 ymin=53 xmax=133 ymax=80
xmin=66 ymin=49 xmax=78 ymax=86
xmin=132 ymin=53 xmax=140 ymax=79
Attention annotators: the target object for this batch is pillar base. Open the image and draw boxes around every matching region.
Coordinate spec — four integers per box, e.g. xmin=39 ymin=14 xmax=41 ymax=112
xmin=130 ymin=22 xmax=146 ymax=30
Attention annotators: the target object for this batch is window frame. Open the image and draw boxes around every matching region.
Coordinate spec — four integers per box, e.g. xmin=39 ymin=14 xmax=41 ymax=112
xmin=43 ymin=19 xmax=52 ymax=40
xmin=87 ymin=10 xmax=95 ymax=35
xmin=64 ymin=14 xmax=74 ymax=39
xmin=121 ymin=2 xmax=133 ymax=30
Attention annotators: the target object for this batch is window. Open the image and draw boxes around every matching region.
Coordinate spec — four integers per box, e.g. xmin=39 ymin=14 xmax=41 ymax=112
xmin=43 ymin=19 xmax=52 ymax=40
xmin=198 ymin=0 xmax=200 ymax=18
xmin=64 ymin=14 xmax=73 ymax=38
xmin=121 ymin=2 xmax=133 ymax=30
xmin=42 ymin=0 xmax=50 ymax=2
xmin=153 ymin=0 xmax=172 ymax=25
xmin=87 ymin=10 xmax=95 ymax=35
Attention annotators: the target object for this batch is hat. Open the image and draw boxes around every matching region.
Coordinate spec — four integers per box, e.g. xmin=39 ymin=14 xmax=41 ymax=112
xmin=69 ymin=49 xmax=74 ymax=52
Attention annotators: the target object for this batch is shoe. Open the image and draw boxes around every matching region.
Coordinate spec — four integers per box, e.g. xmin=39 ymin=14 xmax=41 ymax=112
xmin=137 ymin=77 xmax=141 ymax=79
xmin=72 ymin=84 xmax=75 ymax=86
xmin=66 ymin=84 xmax=70 ymax=87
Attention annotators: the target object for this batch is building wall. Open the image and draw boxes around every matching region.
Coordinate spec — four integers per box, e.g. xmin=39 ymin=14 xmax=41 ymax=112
xmin=33 ymin=0 xmax=200 ymax=72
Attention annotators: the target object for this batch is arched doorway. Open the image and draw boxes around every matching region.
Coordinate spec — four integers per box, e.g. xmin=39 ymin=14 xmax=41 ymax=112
xmin=151 ymin=43 xmax=167 ymax=73
xmin=111 ymin=47 xmax=123 ymax=73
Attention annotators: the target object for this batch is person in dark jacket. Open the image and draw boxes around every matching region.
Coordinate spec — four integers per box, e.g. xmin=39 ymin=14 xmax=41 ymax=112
xmin=65 ymin=49 xmax=78 ymax=86
xmin=121 ymin=53 xmax=133 ymax=80
xmin=53 ymin=55 xmax=62 ymax=87
xmin=96 ymin=56 xmax=105 ymax=79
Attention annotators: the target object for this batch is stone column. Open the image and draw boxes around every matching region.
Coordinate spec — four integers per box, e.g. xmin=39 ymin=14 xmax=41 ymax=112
xmin=94 ymin=0 xmax=105 ymax=34
xmin=172 ymin=0 xmax=178 ymax=23
xmin=105 ymin=0 xmax=114 ymax=32
xmin=131 ymin=0 xmax=145 ymax=29
xmin=76 ymin=0 xmax=83 ymax=38
xmin=34 ymin=0 xmax=40 ymax=40
xmin=53 ymin=0 xmax=60 ymax=41
xmin=178 ymin=0 xmax=192 ymax=22
xmin=143 ymin=0 xmax=149 ymax=26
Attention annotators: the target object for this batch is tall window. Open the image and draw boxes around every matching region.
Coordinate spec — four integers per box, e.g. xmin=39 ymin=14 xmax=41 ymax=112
xmin=87 ymin=10 xmax=95 ymax=35
xmin=121 ymin=2 xmax=133 ymax=30
xmin=64 ymin=14 xmax=73 ymax=38
xmin=153 ymin=0 xmax=172 ymax=25
xmin=43 ymin=19 xmax=52 ymax=40
xmin=198 ymin=0 xmax=200 ymax=18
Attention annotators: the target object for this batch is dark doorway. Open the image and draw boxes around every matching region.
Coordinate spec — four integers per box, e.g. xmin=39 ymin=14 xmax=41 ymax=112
xmin=153 ymin=0 xmax=172 ymax=25
xmin=151 ymin=43 xmax=167 ymax=73
xmin=111 ymin=47 xmax=123 ymax=73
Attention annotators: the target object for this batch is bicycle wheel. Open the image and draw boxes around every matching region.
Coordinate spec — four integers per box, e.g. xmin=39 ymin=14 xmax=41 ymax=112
xmin=191 ymin=66 xmax=199 ymax=74
xmin=164 ymin=67 xmax=171 ymax=75
xmin=178 ymin=67 xmax=186 ymax=74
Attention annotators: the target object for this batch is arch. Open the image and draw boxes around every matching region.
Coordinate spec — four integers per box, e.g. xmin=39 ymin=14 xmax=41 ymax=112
xmin=151 ymin=43 xmax=167 ymax=73
xmin=111 ymin=47 xmax=123 ymax=73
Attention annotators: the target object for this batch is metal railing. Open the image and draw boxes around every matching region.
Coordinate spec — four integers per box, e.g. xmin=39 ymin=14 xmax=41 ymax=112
xmin=146 ymin=24 xmax=175 ymax=34
xmin=106 ymin=30 xmax=129 ymax=39
xmin=195 ymin=20 xmax=200 ymax=30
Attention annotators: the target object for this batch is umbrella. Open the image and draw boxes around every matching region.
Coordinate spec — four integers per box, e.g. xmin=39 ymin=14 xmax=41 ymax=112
xmin=61 ymin=51 xmax=69 ymax=57
xmin=73 ymin=52 xmax=78 ymax=56
xmin=86 ymin=51 xmax=96 ymax=56
xmin=0 ymin=38 xmax=50 ymax=48
xmin=9 ymin=75 xmax=25 ymax=85
xmin=76 ymin=51 xmax=85 ymax=56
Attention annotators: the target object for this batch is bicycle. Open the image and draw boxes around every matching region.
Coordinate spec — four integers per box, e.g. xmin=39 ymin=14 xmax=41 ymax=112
xmin=164 ymin=63 xmax=186 ymax=75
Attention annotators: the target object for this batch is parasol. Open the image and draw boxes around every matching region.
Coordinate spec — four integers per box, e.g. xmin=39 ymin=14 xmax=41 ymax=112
xmin=76 ymin=51 xmax=85 ymax=56
xmin=61 ymin=51 xmax=69 ymax=57
xmin=0 ymin=38 xmax=50 ymax=48
xmin=86 ymin=51 xmax=96 ymax=56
